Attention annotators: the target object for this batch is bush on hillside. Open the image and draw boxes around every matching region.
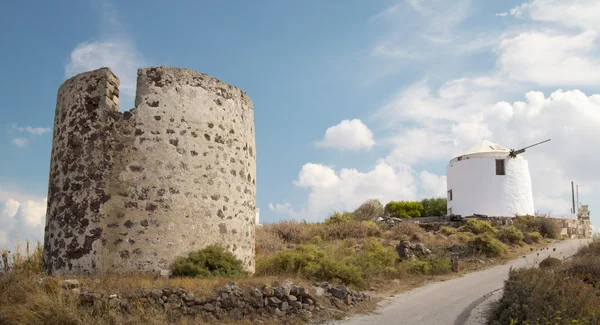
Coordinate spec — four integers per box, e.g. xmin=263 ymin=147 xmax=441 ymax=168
xmin=353 ymin=239 xmax=398 ymax=277
xmin=514 ymin=215 xmax=562 ymax=239
xmin=255 ymin=226 xmax=286 ymax=256
xmin=384 ymin=222 xmax=424 ymax=240
xmin=398 ymin=253 xmax=452 ymax=275
xmin=523 ymin=231 xmax=542 ymax=244
xmin=324 ymin=211 xmax=352 ymax=225
xmin=562 ymin=258 xmax=600 ymax=288
xmin=437 ymin=226 xmax=457 ymax=236
xmin=385 ymin=201 xmax=424 ymax=219
xmin=171 ymin=245 xmax=247 ymax=278
xmin=256 ymin=245 xmax=365 ymax=288
xmin=496 ymin=226 xmax=524 ymax=245
xmin=530 ymin=217 xmax=562 ymax=239
xmin=267 ymin=219 xmax=314 ymax=243
xmin=450 ymin=232 xmax=474 ymax=243
xmin=351 ymin=199 xmax=384 ymax=221
xmin=467 ymin=233 xmax=506 ymax=257
xmin=573 ymin=240 xmax=600 ymax=258
xmin=538 ymin=257 xmax=562 ymax=269
xmin=320 ymin=220 xmax=382 ymax=240
xmin=420 ymin=198 xmax=447 ymax=217
xmin=490 ymin=267 xmax=600 ymax=325
xmin=458 ymin=219 xmax=498 ymax=235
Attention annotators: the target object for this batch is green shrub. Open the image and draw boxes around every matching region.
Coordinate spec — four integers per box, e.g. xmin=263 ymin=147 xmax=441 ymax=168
xmin=467 ymin=233 xmax=506 ymax=257
xmin=171 ymin=245 xmax=247 ymax=278
xmin=420 ymin=198 xmax=447 ymax=217
xmin=438 ymin=226 xmax=457 ymax=236
xmin=450 ymin=232 xmax=474 ymax=243
xmin=324 ymin=211 xmax=352 ymax=224
xmin=256 ymin=245 xmax=365 ymax=288
xmin=353 ymin=239 xmax=398 ymax=276
xmin=538 ymin=257 xmax=562 ymax=269
xmin=523 ymin=231 xmax=542 ymax=244
xmin=496 ymin=226 xmax=524 ymax=244
xmin=351 ymin=199 xmax=384 ymax=221
xmin=513 ymin=215 xmax=535 ymax=232
xmin=399 ymin=254 xmax=452 ymax=275
xmin=385 ymin=201 xmax=424 ymax=219
xmin=490 ymin=267 xmax=600 ymax=325
xmin=458 ymin=219 xmax=498 ymax=235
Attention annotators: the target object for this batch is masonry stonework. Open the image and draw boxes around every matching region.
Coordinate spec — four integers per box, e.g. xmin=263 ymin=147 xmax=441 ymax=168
xmin=43 ymin=66 xmax=257 ymax=275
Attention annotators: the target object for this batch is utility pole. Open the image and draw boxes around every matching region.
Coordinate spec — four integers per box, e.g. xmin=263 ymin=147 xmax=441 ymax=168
xmin=576 ymin=185 xmax=579 ymax=210
xmin=571 ymin=181 xmax=575 ymax=214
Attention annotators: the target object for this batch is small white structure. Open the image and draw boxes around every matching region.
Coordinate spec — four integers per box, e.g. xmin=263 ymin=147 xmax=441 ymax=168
xmin=256 ymin=208 xmax=260 ymax=225
xmin=446 ymin=140 xmax=535 ymax=217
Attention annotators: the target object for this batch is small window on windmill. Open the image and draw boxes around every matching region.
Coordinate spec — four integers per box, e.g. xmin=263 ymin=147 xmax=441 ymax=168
xmin=448 ymin=189 xmax=453 ymax=201
xmin=496 ymin=159 xmax=505 ymax=175
xmin=457 ymin=156 xmax=463 ymax=161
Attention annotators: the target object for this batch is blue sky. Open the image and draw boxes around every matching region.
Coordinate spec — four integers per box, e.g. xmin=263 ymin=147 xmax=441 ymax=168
xmin=1 ymin=0 xmax=599 ymax=249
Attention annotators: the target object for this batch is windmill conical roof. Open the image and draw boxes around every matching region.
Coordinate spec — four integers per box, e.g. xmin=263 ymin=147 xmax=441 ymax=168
xmin=451 ymin=140 xmax=511 ymax=160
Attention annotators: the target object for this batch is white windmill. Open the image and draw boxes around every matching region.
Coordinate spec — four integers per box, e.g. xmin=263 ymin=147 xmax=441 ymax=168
xmin=446 ymin=139 xmax=550 ymax=217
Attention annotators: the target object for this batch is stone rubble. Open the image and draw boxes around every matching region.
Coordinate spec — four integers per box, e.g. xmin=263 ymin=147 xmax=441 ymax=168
xmin=396 ymin=240 xmax=432 ymax=261
xmin=37 ymin=279 xmax=372 ymax=321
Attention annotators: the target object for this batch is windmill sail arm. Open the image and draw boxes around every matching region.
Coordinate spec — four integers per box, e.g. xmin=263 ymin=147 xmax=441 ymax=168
xmin=508 ymin=139 xmax=551 ymax=158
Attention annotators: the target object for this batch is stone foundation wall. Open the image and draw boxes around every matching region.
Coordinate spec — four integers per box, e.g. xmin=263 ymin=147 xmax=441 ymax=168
xmin=479 ymin=216 xmax=592 ymax=238
xmin=43 ymin=66 xmax=257 ymax=275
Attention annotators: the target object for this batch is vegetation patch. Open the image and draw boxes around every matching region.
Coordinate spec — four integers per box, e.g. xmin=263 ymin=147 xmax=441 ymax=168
xmin=466 ymin=233 xmax=506 ymax=257
xmin=384 ymin=201 xmax=424 ymax=219
xmin=496 ymin=225 xmax=524 ymax=245
xmin=490 ymin=240 xmax=600 ymax=325
xmin=459 ymin=219 xmax=498 ymax=235
xmin=171 ymin=244 xmax=247 ymax=278
xmin=538 ymin=256 xmax=562 ymax=269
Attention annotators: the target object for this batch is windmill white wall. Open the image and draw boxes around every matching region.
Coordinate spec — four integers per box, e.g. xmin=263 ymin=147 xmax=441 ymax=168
xmin=446 ymin=140 xmax=535 ymax=217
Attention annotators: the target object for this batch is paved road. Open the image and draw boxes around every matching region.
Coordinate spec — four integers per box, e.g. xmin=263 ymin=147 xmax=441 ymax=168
xmin=333 ymin=238 xmax=591 ymax=325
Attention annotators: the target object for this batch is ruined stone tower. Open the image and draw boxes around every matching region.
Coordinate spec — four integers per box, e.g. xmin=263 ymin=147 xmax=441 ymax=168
xmin=43 ymin=66 xmax=257 ymax=275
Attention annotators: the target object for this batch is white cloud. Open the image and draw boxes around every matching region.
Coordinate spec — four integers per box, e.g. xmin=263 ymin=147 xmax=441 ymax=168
xmin=363 ymin=0 xmax=476 ymax=82
xmin=12 ymin=124 xmax=50 ymax=135
xmin=268 ymin=202 xmax=298 ymax=219
xmin=64 ymin=1 xmax=147 ymax=111
xmin=1 ymin=199 xmax=20 ymax=219
xmin=315 ymin=119 xmax=375 ymax=151
xmin=272 ymin=162 xmax=418 ymax=221
xmin=19 ymin=199 xmax=47 ymax=228
xmin=496 ymin=30 xmax=600 ymax=86
xmin=496 ymin=12 xmax=508 ymax=17
xmin=293 ymin=163 xmax=340 ymax=189
xmin=0 ymin=231 xmax=8 ymax=247
xmin=12 ymin=138 xmax=28 ymax=148
xmin=0 ymin=193 xmax=47 ymax=251
xmin=510 ymin=0 xmax=600 ymax=32
xmin=385 ymin=128 xmax=455 ymax=165
xmin=419 ymin=171 xmax=447 ymax=198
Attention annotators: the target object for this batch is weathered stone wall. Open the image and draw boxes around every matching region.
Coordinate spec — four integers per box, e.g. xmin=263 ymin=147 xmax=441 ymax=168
xmin=481 ymin=216 xmax=593 ymax=238
xmin=43 ymin=66 xmax=257 ymax=275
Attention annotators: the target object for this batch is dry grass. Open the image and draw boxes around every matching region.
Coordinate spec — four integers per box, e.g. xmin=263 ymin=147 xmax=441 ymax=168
xmin=0 ymin=219 xmax=557 ymax=325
